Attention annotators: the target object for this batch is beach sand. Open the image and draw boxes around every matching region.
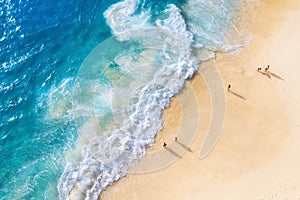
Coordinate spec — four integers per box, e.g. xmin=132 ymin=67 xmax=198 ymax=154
xmin=100 ymin=0 xmax=300 ymax=199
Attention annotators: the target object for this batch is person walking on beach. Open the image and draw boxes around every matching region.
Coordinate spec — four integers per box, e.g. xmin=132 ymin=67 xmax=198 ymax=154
xmin=265 ymin=65 xmax=270 ymax=71
xmin=227 ymin=84 xmax=231 ymax=91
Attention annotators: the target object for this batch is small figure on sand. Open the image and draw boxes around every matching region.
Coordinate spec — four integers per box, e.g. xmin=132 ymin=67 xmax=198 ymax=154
xmin=175 ymin=137 xmax=178 ymax=142
xmin=265 ymin=65 xmax=270 ymax=71
xmin=163 ymin=142 xmax=167 ymax=147
xmin=227 ymin=84 xmax=231 ymax=91
xmin=257 ymin=67 xmax=262 ymax=71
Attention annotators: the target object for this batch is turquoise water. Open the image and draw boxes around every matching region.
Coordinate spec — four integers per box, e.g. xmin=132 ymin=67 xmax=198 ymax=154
xmin=0 ymin=0 xmax=252 ymax=199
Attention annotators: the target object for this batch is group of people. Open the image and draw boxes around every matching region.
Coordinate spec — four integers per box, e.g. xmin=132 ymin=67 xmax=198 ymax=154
xmin=257 ymin=65 xmax=270 ymax=72
xmin=227 ymin=65 xmax=271 ymax=92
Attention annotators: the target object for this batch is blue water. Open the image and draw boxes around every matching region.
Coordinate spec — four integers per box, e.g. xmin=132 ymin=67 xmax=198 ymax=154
xmin=0 ymin=0 xmax=252 ymax=199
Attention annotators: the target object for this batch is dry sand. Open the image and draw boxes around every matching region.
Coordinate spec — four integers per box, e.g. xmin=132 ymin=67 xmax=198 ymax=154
xmin=100 ymin=0 xmax=300 ymax=199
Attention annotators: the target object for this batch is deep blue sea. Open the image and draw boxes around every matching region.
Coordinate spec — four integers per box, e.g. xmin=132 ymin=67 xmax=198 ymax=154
xmin=0 ymin=0 xmax=253 ymax=199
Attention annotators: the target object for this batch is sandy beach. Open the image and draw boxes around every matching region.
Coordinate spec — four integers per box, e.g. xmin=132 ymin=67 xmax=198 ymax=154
xmin=100 ymin=0 xmax=300 ymax=199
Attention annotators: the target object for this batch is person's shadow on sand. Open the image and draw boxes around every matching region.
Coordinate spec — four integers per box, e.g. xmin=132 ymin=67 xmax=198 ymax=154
xmin=228 ymin=90 xmax=246 ymax=100
xmin=165 ymin=147 xmax=182 ymax=158
xmin=267 ymin=71 xmax=284 ymax=80
xmin=257 ymin=67 xmax=284 ymax=81
xmin=258 ymin=70 xmax=272 ymax=79
xmin=175 ymin=140 xmax=193 ymax=152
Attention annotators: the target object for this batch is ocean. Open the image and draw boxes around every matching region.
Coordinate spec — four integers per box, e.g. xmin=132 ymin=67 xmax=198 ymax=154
xmin=0 ymin=0 xmax=253 ymax=199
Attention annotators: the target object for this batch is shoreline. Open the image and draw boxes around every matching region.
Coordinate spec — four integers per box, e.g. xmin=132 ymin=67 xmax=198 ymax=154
xmin=100 ymin=0 xmax=300 ymax=199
